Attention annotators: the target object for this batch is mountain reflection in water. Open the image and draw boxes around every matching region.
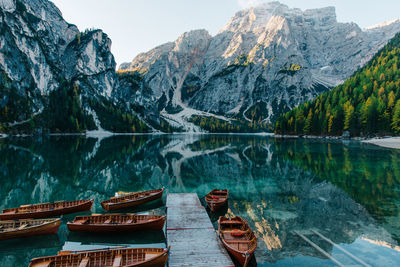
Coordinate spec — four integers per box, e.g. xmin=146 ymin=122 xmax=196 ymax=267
xmin=0 ymin=135 xmax=399 ymax=266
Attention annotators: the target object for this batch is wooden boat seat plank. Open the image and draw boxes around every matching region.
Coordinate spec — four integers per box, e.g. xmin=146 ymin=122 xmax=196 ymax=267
xmin=75 ymin=219 xmax=88 ymax=224
xmin=145 ymin=253 xmax=157 ymax=261
xmin=222 ymin=230 xmax=249 ymax=234
xmin=18 ymin=224 xmax=28 ymax=230
xmin=225 ymin=239 xmax=252 ymax=243
xmin=104 ymin=218 xmax=112 ymax=224
xmin=112 ymin=254 xmax=122 ymax=267
xmin=78 ymin=257 xmax=90 ymax=267
xmin=30 ymin=260 xmax=53 ymax=267
xmin=4 ymin=210 xmax=16 ymax=214
xmin=220 ymin=221 xmax=243 ymax=224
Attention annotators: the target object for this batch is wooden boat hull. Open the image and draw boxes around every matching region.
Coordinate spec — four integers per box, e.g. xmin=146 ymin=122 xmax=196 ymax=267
xmin=0 ymin=219 xmax=61 ymax=240
xmin=67 ymin=216 xmax=166 ymax=233
xmin=221 ymin=239 xmax=255 ymax=266
xmin=0 ymin=199 xmax=94 ymax=220
xmin=28 ymin=247 xmax=169 ymax=267
xmin=218 ymin=216 xmax=257 ymax=267
xmin=205 ymin=189 xmax=228 ymax=212
xmin=131 ymin=250 xmax=168 ymax=267
xmin=101 ymin=188 xmax=164 ymax=211
xmin=206 ymin=200 xmax=227 ymax=212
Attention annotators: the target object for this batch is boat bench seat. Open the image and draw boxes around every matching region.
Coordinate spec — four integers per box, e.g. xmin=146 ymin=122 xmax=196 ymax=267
xmin=220 ymin=221 xmax=242 ymax=224
xmin=18 ymin=224 xmax=28 ymax=230
xmin=226 ymin=240 xmax=251 ymax=243
xmin=4 ymin=210 xmax=16 ymax=214
xmin=104 ymin=218 xmax=112 ymax=224
xmin=145 ymin=252 xmax=158 ymax=261
xmin=31 ymin=260 xmax=53 ymax=267
xmin=78 ymin=257 xmax=90 ymax=267
xmin=112 ymin=255 xmax=122 ymax=267
xmin=75 ymin=219 xmax=88 ymax=224
xmin=223 ymin=230 xmax=248 ymax=234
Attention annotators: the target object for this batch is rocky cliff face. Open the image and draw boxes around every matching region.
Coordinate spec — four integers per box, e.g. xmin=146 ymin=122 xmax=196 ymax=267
xmin=121 ymin=1 xmax=400 ymax=125
xmin=0 ymin=0 xmax=123 ymax=133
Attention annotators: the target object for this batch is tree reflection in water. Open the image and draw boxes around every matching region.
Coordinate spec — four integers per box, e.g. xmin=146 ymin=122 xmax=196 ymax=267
xmin=0 ymin=135 xmax=400 ymax=266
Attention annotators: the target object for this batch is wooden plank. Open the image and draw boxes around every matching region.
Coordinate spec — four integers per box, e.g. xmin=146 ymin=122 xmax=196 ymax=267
xmin=31 ymin=261 xmax=53 ymax=267
xmin=166 ymin=193 xmax=202 ymax=207
xmin=112 ymin=254 xmax=122 ymax=267
xmin=18 ymin=224 xmax=28 ymax=229
xmin=166 ymin=193 xmax=233 ymax=267
xmin=78 ymin=257 xmax=90 ymax=267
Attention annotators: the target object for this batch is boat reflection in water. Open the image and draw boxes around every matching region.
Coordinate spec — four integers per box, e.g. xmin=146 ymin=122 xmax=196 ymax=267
xmin=0 ymin=135 xmax=400 ymax=266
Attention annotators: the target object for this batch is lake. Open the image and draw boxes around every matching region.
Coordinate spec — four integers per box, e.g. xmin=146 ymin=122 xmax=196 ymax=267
xmin=0 ymin=134 xmax=400 ymax=266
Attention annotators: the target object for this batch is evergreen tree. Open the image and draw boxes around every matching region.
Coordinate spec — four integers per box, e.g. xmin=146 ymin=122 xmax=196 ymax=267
xmin=343 ymin=101 xmax=355 ymax=132
xmin=392 ymin=100 xmax=400 ymax=134
xmin=303 ymin=110 xmax=313 ymax=133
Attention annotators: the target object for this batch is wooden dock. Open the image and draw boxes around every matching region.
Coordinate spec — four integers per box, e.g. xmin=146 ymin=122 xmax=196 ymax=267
xmin=166 ymin=193 xmax=234 ymax=267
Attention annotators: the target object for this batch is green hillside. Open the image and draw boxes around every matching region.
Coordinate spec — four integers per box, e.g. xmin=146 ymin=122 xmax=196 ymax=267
xmin=275 ymin=32 xmax=400 ymax=136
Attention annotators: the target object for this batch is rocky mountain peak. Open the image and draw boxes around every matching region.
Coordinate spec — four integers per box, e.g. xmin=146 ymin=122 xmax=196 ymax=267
xmin=173 ymin=29 xmax=211 ymax=51
xmin=0 ymin=0 xmax=15 ymax=12
xmin=219 ymin=2 xmax=337 ymax=34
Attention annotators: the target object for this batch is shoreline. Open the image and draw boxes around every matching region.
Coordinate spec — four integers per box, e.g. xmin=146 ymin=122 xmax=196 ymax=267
xmin=274 ymin=134 xmax=400 ymax=150
xmin=362 ymin=137 xmax=400 ymax=150
xmin=1 ymin=132 xmax=399 ymax=149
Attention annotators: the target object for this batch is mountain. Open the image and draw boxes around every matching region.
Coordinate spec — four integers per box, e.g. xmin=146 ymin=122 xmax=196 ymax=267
xmin=0 ymin=0 xmax=148 ymax=134
xmin=1 ymin=0 xmax=399 ymax=134
xmin=120 ymin=1 xmax=400 ymax=131
xmin=274 ymin=32 xmax=400 ymax=136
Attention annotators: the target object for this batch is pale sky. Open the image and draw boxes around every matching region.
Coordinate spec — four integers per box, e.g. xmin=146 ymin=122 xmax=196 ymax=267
xmin=50 ymin=0 xmax=400 ymax=67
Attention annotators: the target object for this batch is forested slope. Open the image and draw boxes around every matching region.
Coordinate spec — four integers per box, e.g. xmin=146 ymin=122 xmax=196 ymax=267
xmin=275 ymin=32 xmax=400 ymax=136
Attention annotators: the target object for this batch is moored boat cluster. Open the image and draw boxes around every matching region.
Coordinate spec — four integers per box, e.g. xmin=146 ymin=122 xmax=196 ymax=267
xmin=205 ymin=189 xmax=258 ymax=266
xmin=0 ymin=187 xmax=257 ymax=266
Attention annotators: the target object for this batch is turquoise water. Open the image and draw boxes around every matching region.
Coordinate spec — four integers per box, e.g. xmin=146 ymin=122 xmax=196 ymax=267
xmin=0 ymin=135 xmax=400 ymax=266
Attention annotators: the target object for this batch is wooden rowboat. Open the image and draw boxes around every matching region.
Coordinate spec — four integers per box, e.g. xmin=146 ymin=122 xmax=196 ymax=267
xmin=0 ymin=199 xmax=94 ymax=220
xmin=101 ymin=188 xmax=164 ymax=211
xmin=0 ymin=218 xmax=61 ymax=240
xmin=29 ymin=247 xmax=169 ymax=267
xmin=218 ymin=216 xmax=257 ymax=267
xmin=205 ymin=189 xmax=229 ymax=212
xmin=67 ymin=214 xmax=166 ymax=233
